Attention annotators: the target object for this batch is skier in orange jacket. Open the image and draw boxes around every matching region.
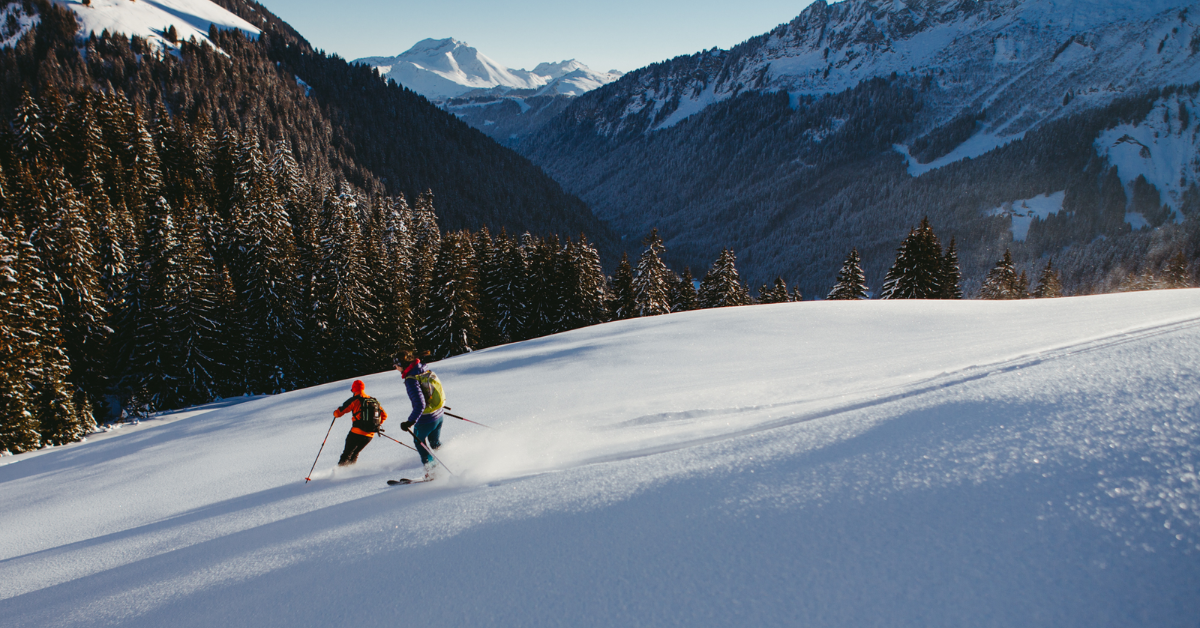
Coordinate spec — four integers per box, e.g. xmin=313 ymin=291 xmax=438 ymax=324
xmin=333 ymin=379 xmax=388 ymax=466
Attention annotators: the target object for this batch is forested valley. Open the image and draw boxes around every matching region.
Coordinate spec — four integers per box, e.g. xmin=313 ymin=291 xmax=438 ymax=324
xmin=523 ymin=73 xmax=1200 ymax=299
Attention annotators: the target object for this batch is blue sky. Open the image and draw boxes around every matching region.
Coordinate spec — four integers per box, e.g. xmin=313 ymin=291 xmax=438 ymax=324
xmin=255 ymin=0 xmax=817 ymax=73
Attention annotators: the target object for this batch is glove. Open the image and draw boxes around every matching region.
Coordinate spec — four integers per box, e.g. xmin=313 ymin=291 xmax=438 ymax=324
xmin=400 ymin=420 xmax=415 ymax=431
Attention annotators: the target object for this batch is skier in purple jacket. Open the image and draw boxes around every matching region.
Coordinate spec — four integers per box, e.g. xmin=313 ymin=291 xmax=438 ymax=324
xmin=394 ymin=351 xmax=445 ymax=480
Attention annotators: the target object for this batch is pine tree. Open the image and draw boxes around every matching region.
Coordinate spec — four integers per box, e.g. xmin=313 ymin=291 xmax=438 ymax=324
xmin=670 ymin=267 xmax=699 ymax=312
xmin=632 ymin=229 xmax=671 ymax=317
xmin=827 ymin=248 xmax=869 ymax=300
xmin=0 ymin=219 xmax=43 ymax=453
xmin=939 ymin=238 xmax=963 ymax=299
xmin=482 ymin=231 xmax=530 ymax=343
xmin=374 ymin=195 xmax=416 ymax=360
xmin=698 ymin=248 xmax=750 ymax=308
xmin=563 ymin=235 xmax=608 ymax=330
xmin=525 ymin=236 xmax=569 ymax=336
xmin=980 ymin=250 xmax=1026 ymax=300
xmin=609 ymin=253 xmax=636 ymax=320
xmin=421 ymin=231 xmax=479 ymax=359
xmin=13 ymin=89 xmax=48 ymax=166
xmin=228 ymin=138 xmax=303 ymax=393
xmin=309 ymin=188 xmax=377 ymax=381
xmin=5 ymin=166 xmax=93 ymax=441
xmin=117 ymin=196 xmax=179 ymax=413
xmin=758 ymin=277 xmax=792 ymax=304
xmin=18 ymin=227 xmax=84 ymax=446
xmin=38 ymin=168 xmax=110 ymax=423
xmin=408 ymin=189 xmax=441 ymax=324
xmin=1032 ymin=258 xmax=1063 ymax=298
xmin=159 ymin=211 xmax=224 ymax=407
xmin=880 ymin=218 xmax=944 ymax=299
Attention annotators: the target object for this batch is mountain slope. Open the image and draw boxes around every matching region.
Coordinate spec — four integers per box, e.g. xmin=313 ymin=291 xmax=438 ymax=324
xmin=2 ymin=0 xmax=612 ymax=241
xmin=55 ymin=0 xmax=260 ymax=48
xmin=2 ymin=290 xmax=1199 ymax=626
xmin=521 ymin=0 xmax=1200 ymax=293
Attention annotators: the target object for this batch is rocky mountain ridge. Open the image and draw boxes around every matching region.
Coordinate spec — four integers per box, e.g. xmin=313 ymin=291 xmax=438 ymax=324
xmin=520 ymin=0 xmax=1200 ymax=295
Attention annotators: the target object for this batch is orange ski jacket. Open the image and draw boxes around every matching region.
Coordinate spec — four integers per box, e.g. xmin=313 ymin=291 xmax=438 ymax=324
xmin=335 ymin=395 xmax=388 ymax=437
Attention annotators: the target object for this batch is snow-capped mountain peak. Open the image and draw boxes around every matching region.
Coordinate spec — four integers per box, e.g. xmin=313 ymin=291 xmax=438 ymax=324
xmin=355 ymin=39 xmax=620 ymax=101
xmin=531 ymin=59 xmax=588 ymax=79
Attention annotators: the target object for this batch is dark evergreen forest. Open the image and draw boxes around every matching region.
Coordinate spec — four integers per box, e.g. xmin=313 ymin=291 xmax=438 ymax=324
xmin=0 ymin=0 xmax=621 ymax=453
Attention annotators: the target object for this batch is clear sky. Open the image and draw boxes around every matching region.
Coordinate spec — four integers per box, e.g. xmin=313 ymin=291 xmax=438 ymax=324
xmin=255 ymin=0 xmax=817 ymax=73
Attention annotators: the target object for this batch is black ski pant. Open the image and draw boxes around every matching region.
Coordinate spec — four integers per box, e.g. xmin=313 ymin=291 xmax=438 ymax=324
xmin=338 ymin=431 xmax=373 ymax=465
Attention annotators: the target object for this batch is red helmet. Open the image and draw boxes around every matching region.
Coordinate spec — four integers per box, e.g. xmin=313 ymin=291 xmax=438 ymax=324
xmin=351 ymin=380 xmax=365 ymax=395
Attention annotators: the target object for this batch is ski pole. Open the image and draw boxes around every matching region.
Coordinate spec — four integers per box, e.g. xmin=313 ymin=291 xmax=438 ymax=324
xmin=305 ymin=416 xmax=337 ymax=483
xmin=442 ymin=407 xmax=493 ymax=429
xmin=376 ymin=429 xmax=418 ymax=452
xmin=405 ymin=426 xmax=454 ymax=475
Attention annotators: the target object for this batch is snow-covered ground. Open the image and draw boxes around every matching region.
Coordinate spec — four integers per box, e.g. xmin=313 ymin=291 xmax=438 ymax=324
xmin=1096 ymin=92 xmax=1200 ymax=217
xmin=51 ymin=0 xmax=260 ymax=50
xmin=2 ymin=291 xmax=1199 ymax=627
xmin=987 ymin=191 xmax=1067 ymax=241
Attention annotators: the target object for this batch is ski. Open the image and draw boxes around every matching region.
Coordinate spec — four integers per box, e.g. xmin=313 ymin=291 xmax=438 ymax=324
xmin=387 ymin=478 xmax=432 ymax=486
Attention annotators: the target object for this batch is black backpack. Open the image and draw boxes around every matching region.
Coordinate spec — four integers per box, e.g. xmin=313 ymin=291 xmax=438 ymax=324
xmin=353 ymin=396 xmax=383 ymax=432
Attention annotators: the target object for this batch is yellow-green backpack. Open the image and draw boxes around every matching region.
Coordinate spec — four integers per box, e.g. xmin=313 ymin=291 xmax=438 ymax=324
xmin=407 ymin=370 xmax=444 ymax=414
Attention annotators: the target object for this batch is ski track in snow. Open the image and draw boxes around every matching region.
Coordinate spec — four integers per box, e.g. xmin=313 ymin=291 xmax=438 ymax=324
xmin=2 ymin=291 xmax=1199 ymax=626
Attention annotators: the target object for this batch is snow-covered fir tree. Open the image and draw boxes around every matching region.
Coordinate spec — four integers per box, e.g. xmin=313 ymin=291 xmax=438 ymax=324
xmin=758 ymin=277 xmax=792 ymax=304
xmin=827 ymin=248 xmax=869 ymax=300
xmin=939 ymin=238 xmax=963 ymax=299
xmin=670 ymin=267 xmax=699 ymax=312
xmin=310 ymin=189 xmax=378 ymax=380
xmin=0 ymin=219 xmax=44 ymax=454
xmin=563 ymin=235 xmax=608 ymax=329
xmin=880 ymin=218 xmax=944 ymax=300
xmin=228 ymin=137 xmax=303 ymax=393
xmin=13 ymin=89 xmax=48 ymax=165
xmin=160 ymin=209 xmax=225 ymax=408
xmin=698 ymin=248 xmax=750 ymax=308
xmin=633 ymin=229 xmax=672 ymax=317
xmin=482 ymin=231 xmax=529 ymax=343
xmin=1032 ymin=258 xmax=1063 ymax=298
xmin=609 ymin=253 xmax=636 ymax=320
xmin=525 ymin=236 xmax=569 ymax=337
xmin=374 ymin=195 xmax=416 ymax=361
xmin=408 ymin=189 xmax=441 ymax=322
xmin=980 ymin=250 xmax=1026 ymax=300
xmin=38 ymin=168 xmax=109 ymax=422
xmin=117 ymin=197 xmax=181 ymax=412
xmin=17 ymin=225 xmax=86 ymax=446
xmin=421 ymin=231 xmax=479 ymax=359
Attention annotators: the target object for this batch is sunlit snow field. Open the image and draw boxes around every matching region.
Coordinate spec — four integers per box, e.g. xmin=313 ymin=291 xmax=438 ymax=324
xmin=2 ymin=291 xmax=1199 ymax=627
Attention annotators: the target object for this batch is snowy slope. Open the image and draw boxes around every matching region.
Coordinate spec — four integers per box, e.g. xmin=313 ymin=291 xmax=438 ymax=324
xmin=2 ymin=291 xmax=1200 ymax=626
xmin=47 ymin=0 xmax=260 ymax=50
xmin=355 ymin=38 xmax=619 ymax=101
